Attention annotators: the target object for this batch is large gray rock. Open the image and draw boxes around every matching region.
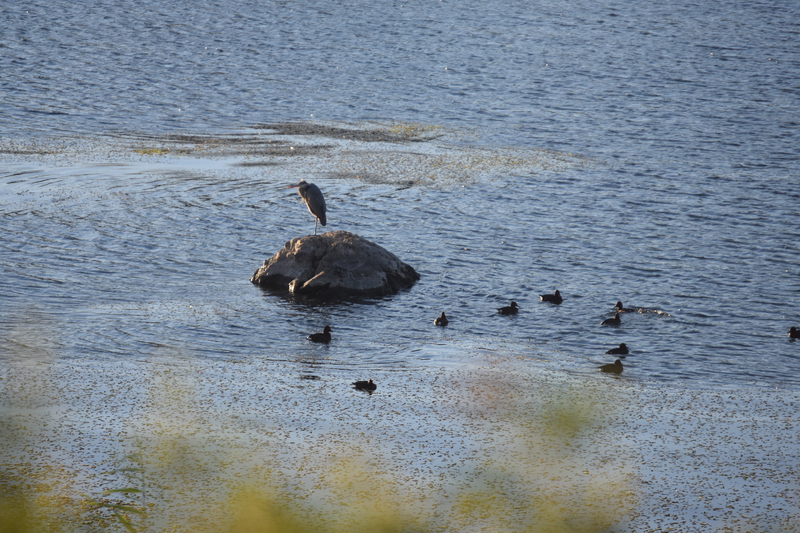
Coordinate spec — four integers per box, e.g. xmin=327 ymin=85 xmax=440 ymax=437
xmin=251 ymin=230 xmax=420 ymax=298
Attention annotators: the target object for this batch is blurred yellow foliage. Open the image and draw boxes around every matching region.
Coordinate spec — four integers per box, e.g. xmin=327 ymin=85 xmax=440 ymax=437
xmin=0 ymin=360 xmax=634 ymax=533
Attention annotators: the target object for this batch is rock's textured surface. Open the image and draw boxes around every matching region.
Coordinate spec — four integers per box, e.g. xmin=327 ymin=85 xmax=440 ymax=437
xmin=250 ymin=230 xmax=419 ymax=298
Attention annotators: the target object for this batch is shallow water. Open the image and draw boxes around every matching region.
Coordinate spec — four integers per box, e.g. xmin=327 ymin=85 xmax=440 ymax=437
xmin=2 ymin=2 xmax=800 ymax=386
xmin=2 ymin=127 xmax=798 ymax=390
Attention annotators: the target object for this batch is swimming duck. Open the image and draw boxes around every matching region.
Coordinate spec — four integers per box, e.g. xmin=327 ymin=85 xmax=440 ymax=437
xmin=600 ymin=312 xmax=621 ymax=326
xmin=789 ymin=327 xmax=800 ymax=339
xmin=540 ymin=290 xmax=563 ymax=305
xmin=614 ymin=301 xmax=636 ymax=313
xmin=307 ymin=325 xmax=332 ymax=343
xmin=434 ymin=311 xmax=449 ymax=326
xmin=615 ymin=301 xmax=671 ymax=316
xmin=497 ymin=301 xmax=519 ymax=315
xmin=352 ymin=379 xmax=377 ymax=392
xmin=606 ymin=342 xmax=629 ymax=355
xmin=599 ymin=360 xmax=624 ymax=374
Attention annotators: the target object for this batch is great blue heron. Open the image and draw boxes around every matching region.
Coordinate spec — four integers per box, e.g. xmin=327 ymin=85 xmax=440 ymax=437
xmin=286 ymin=179 xmax=326 ymax=235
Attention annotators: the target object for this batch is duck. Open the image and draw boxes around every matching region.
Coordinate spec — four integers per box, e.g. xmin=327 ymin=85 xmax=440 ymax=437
xmin=599 ymin=360 xmax=624 ymax=374
xmin=789 ymin=327 xmax=800 ymax=339
xmin=606 ymin=342 xmax=629 ymax=355
xmin=540 ymin=290 xmax=563 ymax=305
xmin=352 ymin=379 xmax=377 ymax=392
xmin=497 ymin=301 xmax=519 ymax=315
xmin=307 ymin=325 xmax=332 ymax=343
xmin=614 ymin=301 xmax=636 ymax=313
xmin=600 ymin=312 xmax=621 ymax=326
xmin=615 ymin=301 xmax=671 ymax=316
xmin=434 ymin=311 xmax=449 ymax=326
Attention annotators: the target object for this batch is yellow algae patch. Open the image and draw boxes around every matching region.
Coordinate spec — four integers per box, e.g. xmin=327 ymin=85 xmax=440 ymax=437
xmin=323 ymin=145 xmax=583 ymax=187
xmin=3 ymin=353 xmax=798 ymax=532
xmin=134 ymin=147 xmax=171 ymax=156
xmin=1 ymin=357 xmax=635 ymax=533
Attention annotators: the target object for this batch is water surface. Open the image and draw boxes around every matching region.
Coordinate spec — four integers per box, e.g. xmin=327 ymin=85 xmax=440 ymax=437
xmin=2 ymin=0 xmax=799 ymax=390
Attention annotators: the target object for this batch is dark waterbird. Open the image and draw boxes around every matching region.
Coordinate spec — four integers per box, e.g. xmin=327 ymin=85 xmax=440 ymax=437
xmin=615 ymin=300 xmax=670 ymax=316
xmin=307 ymin=325 xmax=332 ymax=343
xmin=286 ymin=179 xmax=327 ymax=235
xmin=614 ymin=301 xmax=636 ymax=313
xmin=434 ymin=311 xmax=449 ymax=326
xmin=352 ymin=379 xmax=377 ymax=392
xmin=540 ymin=289 xmax=563 ymax=305
xmin=600 ymin=312 xmax=621 ymax=326
xmin=497 ymin=301 xmax=519 ymax=315
xmin=606 ymin=343 xmax=629 ymax=355
xmin=599 ymin=360 xmax=624 ymax=374
xmin=790 ymin=327 xmax=800 ymax=339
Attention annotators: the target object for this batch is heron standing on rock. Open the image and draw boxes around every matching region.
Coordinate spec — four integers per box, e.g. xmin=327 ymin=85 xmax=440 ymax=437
xmin=286 ymin=179 xmax=326 ymax=235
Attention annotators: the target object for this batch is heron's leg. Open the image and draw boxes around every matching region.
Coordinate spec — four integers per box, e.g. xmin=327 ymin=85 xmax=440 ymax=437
xmin=314 ymin=218 xmax=318 ymax=235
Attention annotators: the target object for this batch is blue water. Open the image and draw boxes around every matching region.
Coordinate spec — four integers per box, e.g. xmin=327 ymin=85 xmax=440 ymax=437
xmin=2 ymin=0 xmax=800 ymax=388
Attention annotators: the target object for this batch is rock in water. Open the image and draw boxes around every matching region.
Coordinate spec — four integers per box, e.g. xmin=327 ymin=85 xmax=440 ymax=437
xmin=250 ymin=230 xmax=420 ymax=298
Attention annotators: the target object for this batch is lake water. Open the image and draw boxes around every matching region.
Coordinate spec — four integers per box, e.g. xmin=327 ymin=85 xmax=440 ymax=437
xmin=3 ymin=1 xmax=800 ymax=531
xmin=2 ymin=0 xmax=798 ymax=388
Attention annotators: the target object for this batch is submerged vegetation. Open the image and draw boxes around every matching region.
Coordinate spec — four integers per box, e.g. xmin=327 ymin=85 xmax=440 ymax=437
xmin=1 ymin=121 xmax=586 ymax=187
xmin=133 ymin=148 xmax=172 ymax=156
xmin=0 ymin=358 xmax=634 ymax=533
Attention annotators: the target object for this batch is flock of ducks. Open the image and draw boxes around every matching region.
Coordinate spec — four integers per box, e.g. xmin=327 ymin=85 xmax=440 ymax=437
xmin=303 ymin=292 xmax=652 ymax=388
xmin=303 ymin=291 xmax=800 ymax=391
xmin=433 ymin=291 xmax=636 ymax=376
xmin=478 ymin=291 xmax=633 ymax=375
xmin=488 ymin=295 xmax=799 ymax=375
xmin=437 ymin=294 xmax=671 ymax=375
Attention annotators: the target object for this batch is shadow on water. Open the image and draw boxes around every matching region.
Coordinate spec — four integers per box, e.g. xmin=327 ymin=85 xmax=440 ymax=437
xmin=254 ymin=285 xmax=409 ymax=309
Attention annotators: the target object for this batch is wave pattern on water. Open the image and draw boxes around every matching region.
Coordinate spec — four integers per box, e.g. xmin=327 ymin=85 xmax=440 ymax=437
xmin=0 ymin=124 xmax=798 ymax=389
xmin=2 ymin=0 xmax=800 ymax=389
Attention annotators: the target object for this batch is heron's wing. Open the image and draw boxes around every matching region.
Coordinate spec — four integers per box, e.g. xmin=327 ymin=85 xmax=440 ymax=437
xmin=301 ymin=183 xmax=327 ymax=225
